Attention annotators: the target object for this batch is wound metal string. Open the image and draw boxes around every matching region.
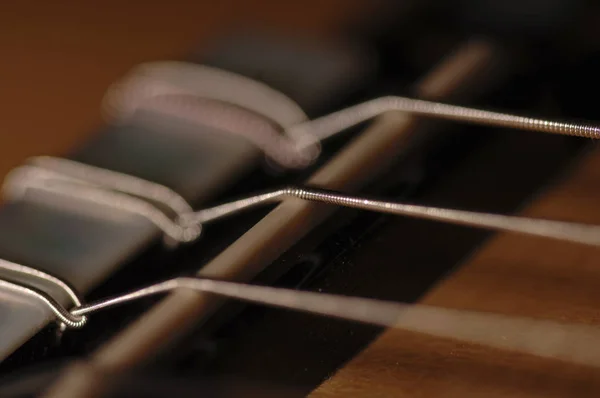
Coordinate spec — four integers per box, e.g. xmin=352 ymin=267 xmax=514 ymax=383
xmin=185 ymin=186 xmax=600 ymax=247
xmin=104 ymin=65 xmax=600 ymax=169
xmin=6 ymin=160 xmax=600 ymax=247
xmin=5 ymin=160 xmax=600 ymax=247
xmin=287 ymin=96 xmax=600 ymax=149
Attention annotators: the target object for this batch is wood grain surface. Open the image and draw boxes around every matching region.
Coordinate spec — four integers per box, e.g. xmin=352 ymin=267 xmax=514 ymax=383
xmin=310 ymin=146 xmax=600 ymax=397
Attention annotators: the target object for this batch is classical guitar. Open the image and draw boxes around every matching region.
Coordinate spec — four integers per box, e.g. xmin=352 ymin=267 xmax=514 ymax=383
xmin=2 ymin=1 xmax=600 ymax=397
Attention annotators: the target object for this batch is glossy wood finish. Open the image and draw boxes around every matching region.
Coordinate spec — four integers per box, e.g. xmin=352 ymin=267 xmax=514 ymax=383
xmin=311 ymin=146 xmax=600 ymax=397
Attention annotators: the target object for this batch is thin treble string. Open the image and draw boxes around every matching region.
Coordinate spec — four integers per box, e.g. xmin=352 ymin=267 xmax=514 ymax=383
xmin=0 ymin=259 xmax=87 ymax=328
xmin=9 ymin=275 xmax=600 ymax=367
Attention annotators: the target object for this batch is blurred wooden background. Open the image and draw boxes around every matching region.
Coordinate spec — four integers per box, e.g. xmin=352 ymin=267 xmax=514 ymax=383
xmin=0 ymin=1 xmax=369 ymax=180
xmin=8 ymin=4 xmax=600 ymax=397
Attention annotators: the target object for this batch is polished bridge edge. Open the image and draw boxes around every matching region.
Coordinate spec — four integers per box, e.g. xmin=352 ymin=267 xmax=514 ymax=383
xmin=5 ymin=271 xmax=600 ymax=368
xmin=5 ymin=159 xmax=600 ymax=247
